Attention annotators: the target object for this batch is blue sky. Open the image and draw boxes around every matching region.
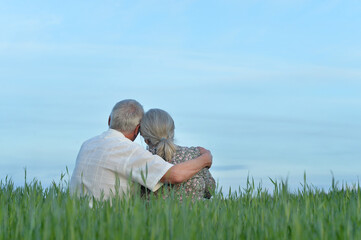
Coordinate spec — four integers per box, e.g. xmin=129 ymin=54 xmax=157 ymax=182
xmin=1 ymin=1 xmax=361 ymax=191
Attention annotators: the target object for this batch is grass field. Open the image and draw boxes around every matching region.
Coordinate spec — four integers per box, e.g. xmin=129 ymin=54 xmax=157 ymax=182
xmin=1 ymin=172 xmax=361 ymax=240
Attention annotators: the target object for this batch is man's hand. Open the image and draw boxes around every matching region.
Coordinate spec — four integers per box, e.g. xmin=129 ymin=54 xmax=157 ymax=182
xmin=197 ymin=147 xmax=212 ymax=169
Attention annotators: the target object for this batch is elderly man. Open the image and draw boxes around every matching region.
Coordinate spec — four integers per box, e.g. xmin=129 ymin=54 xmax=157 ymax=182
xmin=70 ymin=99 xmax=212 ymax=200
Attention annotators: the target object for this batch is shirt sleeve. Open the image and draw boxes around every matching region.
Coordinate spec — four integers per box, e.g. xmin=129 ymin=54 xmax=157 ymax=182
xmin=110 ymin=142 xmax=173 ymax=192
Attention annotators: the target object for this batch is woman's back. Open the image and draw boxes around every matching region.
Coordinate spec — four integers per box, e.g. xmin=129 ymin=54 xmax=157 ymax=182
xmin=149 ymin=145 xmax=215 ymax=200
xmin=139 ymin=108 xmax=215 ymax=200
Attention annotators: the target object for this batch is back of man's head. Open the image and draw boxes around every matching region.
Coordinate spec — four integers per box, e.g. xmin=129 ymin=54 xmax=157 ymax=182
xmin=109 ymin=99 xmax=144 ymax=134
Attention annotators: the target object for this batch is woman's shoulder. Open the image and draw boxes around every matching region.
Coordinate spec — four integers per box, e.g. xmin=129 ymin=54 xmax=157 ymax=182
xmin=175 ymin=145 xmax=200 ymax=155
xmin=172 ymin=145 xmax=201 ymax=164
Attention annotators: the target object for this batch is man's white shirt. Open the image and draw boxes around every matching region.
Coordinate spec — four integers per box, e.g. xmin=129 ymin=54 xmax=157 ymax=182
xmin=70 ymin=129 xmax=173 ymax=200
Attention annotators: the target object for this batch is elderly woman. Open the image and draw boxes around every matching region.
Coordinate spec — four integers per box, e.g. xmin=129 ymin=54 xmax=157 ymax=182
xmin=140 ymin=108 xmax=216 ymax=200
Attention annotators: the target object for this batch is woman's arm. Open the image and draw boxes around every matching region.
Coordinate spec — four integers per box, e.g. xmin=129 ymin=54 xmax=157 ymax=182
xmin=198 ymin=147 xmax=216 ymax=198
xmin=203 ymin=169 xmax=216 ymax=199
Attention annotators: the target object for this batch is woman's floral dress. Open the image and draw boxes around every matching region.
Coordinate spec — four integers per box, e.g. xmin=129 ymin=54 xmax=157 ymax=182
xmin=144 ymin=145 xmax=216 ymax=201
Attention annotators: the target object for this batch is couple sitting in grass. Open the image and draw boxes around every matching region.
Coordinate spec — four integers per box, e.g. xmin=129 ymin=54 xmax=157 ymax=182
xmin=70 ymin=99 xmax=215 ymax=201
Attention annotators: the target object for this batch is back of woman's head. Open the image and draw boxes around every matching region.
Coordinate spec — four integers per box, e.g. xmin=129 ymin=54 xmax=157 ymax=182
xmin=140 ymin=109 xmax=177 ymax=162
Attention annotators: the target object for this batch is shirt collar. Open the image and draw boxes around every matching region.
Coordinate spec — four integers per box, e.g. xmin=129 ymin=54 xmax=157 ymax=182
xmin=105 ymin=128 xmax=126 ymax=138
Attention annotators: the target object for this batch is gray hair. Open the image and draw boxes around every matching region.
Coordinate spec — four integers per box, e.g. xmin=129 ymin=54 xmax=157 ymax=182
xmin=109 ymin=99 xmax=144 ymax=134
xmin=140 ymin=109 xmax=177 ymax=162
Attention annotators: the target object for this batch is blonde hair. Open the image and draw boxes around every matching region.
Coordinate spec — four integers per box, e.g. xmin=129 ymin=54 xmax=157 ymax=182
xmin=140 ymin=109 xmax=177 ymax=162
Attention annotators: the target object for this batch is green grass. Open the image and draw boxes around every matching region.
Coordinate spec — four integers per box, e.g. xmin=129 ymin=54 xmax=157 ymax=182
xmin=1 ymin=173 xmax=361 ymax=240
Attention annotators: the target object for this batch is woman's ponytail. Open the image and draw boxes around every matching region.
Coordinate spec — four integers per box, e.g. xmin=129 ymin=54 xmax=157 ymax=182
xmin=156 ymin=138 xmax=177 ymax=162
xmin=140 ymin=109 xmax=177 ymax=162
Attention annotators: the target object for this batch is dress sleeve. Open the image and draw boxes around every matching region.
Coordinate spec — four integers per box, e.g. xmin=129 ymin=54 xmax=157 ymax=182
xmin=187 ymin=147 xmax=216 ymax=199
xmin=202 ymin=169 xmax=216 ymax=199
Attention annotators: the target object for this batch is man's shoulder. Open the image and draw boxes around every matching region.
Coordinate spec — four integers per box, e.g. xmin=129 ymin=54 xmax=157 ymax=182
xmin=80 ymin=131 xmax=106 ymax=146
xmin=80 ymin=129 xmax=145 ymax=157
xmin=82 ymin=129 xmax=126 ymax=144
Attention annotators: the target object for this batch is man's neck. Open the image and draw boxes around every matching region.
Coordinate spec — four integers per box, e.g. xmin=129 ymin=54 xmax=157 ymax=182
xmin=109 ymin=128 xmax=135 ymax=141
xmin=123 ymin=132 xmax=135 ymax=141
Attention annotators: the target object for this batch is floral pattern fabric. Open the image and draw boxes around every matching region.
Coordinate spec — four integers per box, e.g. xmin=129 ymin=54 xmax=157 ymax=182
xmin=146 ymin=145 xmax=216 ymax=201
